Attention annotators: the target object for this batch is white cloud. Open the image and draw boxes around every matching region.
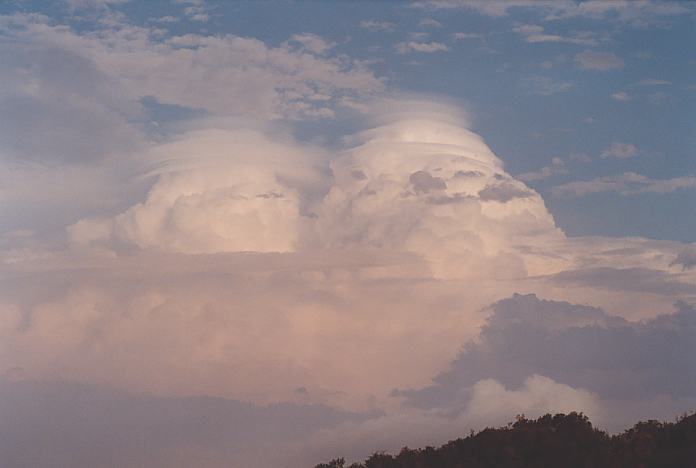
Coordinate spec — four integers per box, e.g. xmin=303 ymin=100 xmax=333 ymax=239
xmin=70 ymin=128 xmax=328 ymax=254
xmin=175 ymin=0 xmax=210 ymax=22
xmin=575 ymin=51 xmax=625 ymax=70
xmin=552 ymin=172 xmax=696 ymax=197
xmin=465 ymin=375 xmax=600 ymax=423
xmin=612 ymin=91 xmax=631 ymax=101
xmin=0 ymin=14 xmax=382 ymax=123
xmin=359 ymin=19 xmax=395 ymax=32
xmin=601 ymin=142 xmax=637 ymax=159
xmin=513 ymin=23 xmax=598 ymax=45
xmin=634 ymin=78 xmax=672 ymax=86
xmin=419 ymin=17 xmax=443 ymax=28
xmin=518 ymin=157 xmax=569 ymax=181
xmin=289 ymin=32 xmax=335 ymax=55
xmin=414 ymin=0 xmax=693 ymax=26
xmin=396 ymin=41 xmax=449 ymax=53
xmin=452 ymin=32 xmax=482 ymax=40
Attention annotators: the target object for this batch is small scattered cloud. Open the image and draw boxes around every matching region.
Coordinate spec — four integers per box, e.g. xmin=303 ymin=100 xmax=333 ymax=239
xmin=289 ymin=33 xmax=335 ymax=55
xmin=359 ymin=19 xmax=395 ymax=32
xmin=601 ymin=142 xmax=637 ymax=159
xmin=175 ymin=0 xmax=210 ymax=22
xmin=552 ymin=172 xmax=696 ymax=197
xmin=452 ymin=32 xmax=483 ymax=40
xmin=513 ymin=24 xmax=597 ymax=46
xmin=634 ymin=78 xmax=672 ymax=86
xmin=524 ymin=76 xmax=572 ymax=95
xmin=151 ymin=15 xmax=179 ymax=23
xmin=419 ymin=17 xmax=443 ymax=28
xmin=414 ymin=0 xmax=693 ymax=27
xmin=575 ymin=51 xmax=624 ymax=70
xmin=611 ymin=91 xmax=631 ymax=101
xmin=518 ymin=157 xmax=569 ymax=182
xmin=396 ymin=41 xmax=449 ymax=54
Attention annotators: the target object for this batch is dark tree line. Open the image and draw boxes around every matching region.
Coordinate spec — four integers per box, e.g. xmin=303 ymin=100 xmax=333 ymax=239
xmin=315 ymin=411 xmax=696 ymax=468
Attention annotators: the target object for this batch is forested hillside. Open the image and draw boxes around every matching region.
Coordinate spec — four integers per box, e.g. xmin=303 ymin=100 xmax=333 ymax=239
xmin=315 ymin=412 xmax=696 ymax=468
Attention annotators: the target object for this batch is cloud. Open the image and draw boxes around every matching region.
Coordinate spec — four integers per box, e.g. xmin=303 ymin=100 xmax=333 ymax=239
xmin=634 ymin=78 xmax=672 ymax=86
xmin=419 ymin=17 xmax=443 ymax=28
xmin=396 ymin=41 xmax=449 ymax=54
xmin=464 ymin=375 xmax=600 ymax=423
xmin=359 ymin=19 xmax=395 ymax=32
xmin=611 ymin=91 xmax=631 ymax=101
xmin=551 ymin=267 xmax=696 ymax=296
xmin=289 ymin=33 xmax=336 ymax=55
xmin=452 ymin=32 xmax=483 ymax=40
xmin=401 ymin=293 xmax=696 ymax=423
xmin=478 ymin=182 xmax=534 ymax=202
xmin=523 ymin=76 xmax=573 ymax=95
xmin=0 ymin=378 xmax=366 ymax=468
xmin=513 ymin=24 xmax=598 ymax=45
xmin=69 ymin=128 xmax=328 ymax=254
xmin=671 ymin=246 xmax=696 ymax=270
xmin=517 ymin=157 xmax=569 ymax=181
xmin=601 ymin=142 xmax=637 ymax=159
xmin=175 ymin=0 xmax=211 ymax=22
xmin=575 ymin=51 xmax=625 ymax=70
xmin=0 ymin=14 xmax=382 ymax=124
xmin=414 ymin=0 xmax=693 ymax=25
xmin=552 ymin=172 xmax=696 ymax=197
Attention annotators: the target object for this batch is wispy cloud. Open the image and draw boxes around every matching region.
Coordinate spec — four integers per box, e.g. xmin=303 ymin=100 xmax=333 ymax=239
xmin=414 ymin=0 xmax=693 ymax=26
xmin=633 ymin=78 xmax=671 ymax=86
xmin=601 ymin=142 xmax=637 ymax=159
xmin=359 ymin=19 xmax=395 ymax=32
xmin=518 ymin=157 xmax=568 ymax=181
xmin=452 ymin=32 xmax=483 ymax=40
xmin=513 ymin=24 xmax=598 ymax=46
xmin=552 ymin=172 xmax=696 ymax=197
xmin=523 ymin=76 xmax=573 ymax=95
xmin=396 ymin=41 xmax=449 ymax=54
xmin=419 ymin=17 xmax=443 ymax=28
xmin=611 ymin=91 xmax=631 ymax=101
xmin=575 ymin=51 xmax=624 ymax=70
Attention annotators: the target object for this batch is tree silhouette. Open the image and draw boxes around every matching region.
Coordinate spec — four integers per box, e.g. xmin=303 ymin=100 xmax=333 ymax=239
xmin=315 ymin=412 xmax=696 ymax=468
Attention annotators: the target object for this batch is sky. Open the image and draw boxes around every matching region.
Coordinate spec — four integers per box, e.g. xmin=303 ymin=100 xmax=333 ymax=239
xmin=0 ymin=1 xmax=695 ymax=467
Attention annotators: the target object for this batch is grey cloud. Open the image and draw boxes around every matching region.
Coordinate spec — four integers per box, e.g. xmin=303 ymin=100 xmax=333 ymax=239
xmin=0 ymin=44 xmax=145 ymax=163
xmin=400 ymin=293 xmax=696 ymax=410
xmin=409 ymin=170 xmax=447 ymax=194
xmin=671 ymin=246 xmax=696 ymax=270
xmin=454 ymin=170 xmax=484 ymax=178
xmin=0 ymin=379 xmax=366 ymax=468
xmin=551 ymin=267 xmax=696 ymax=296
xmin=478 ymin=182 xmax=533 ymax=202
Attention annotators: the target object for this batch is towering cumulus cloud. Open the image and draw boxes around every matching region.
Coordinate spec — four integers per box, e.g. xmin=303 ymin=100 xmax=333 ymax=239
xmin=317 ymin=102 xmax=563 ymax=278
xmin=70 ymin=128 xmax=327 ymax=253
xmin=2 ymin=25 xmax=695 ymax=465
xmin=2 ymin=98 xmax=695 ymax=467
